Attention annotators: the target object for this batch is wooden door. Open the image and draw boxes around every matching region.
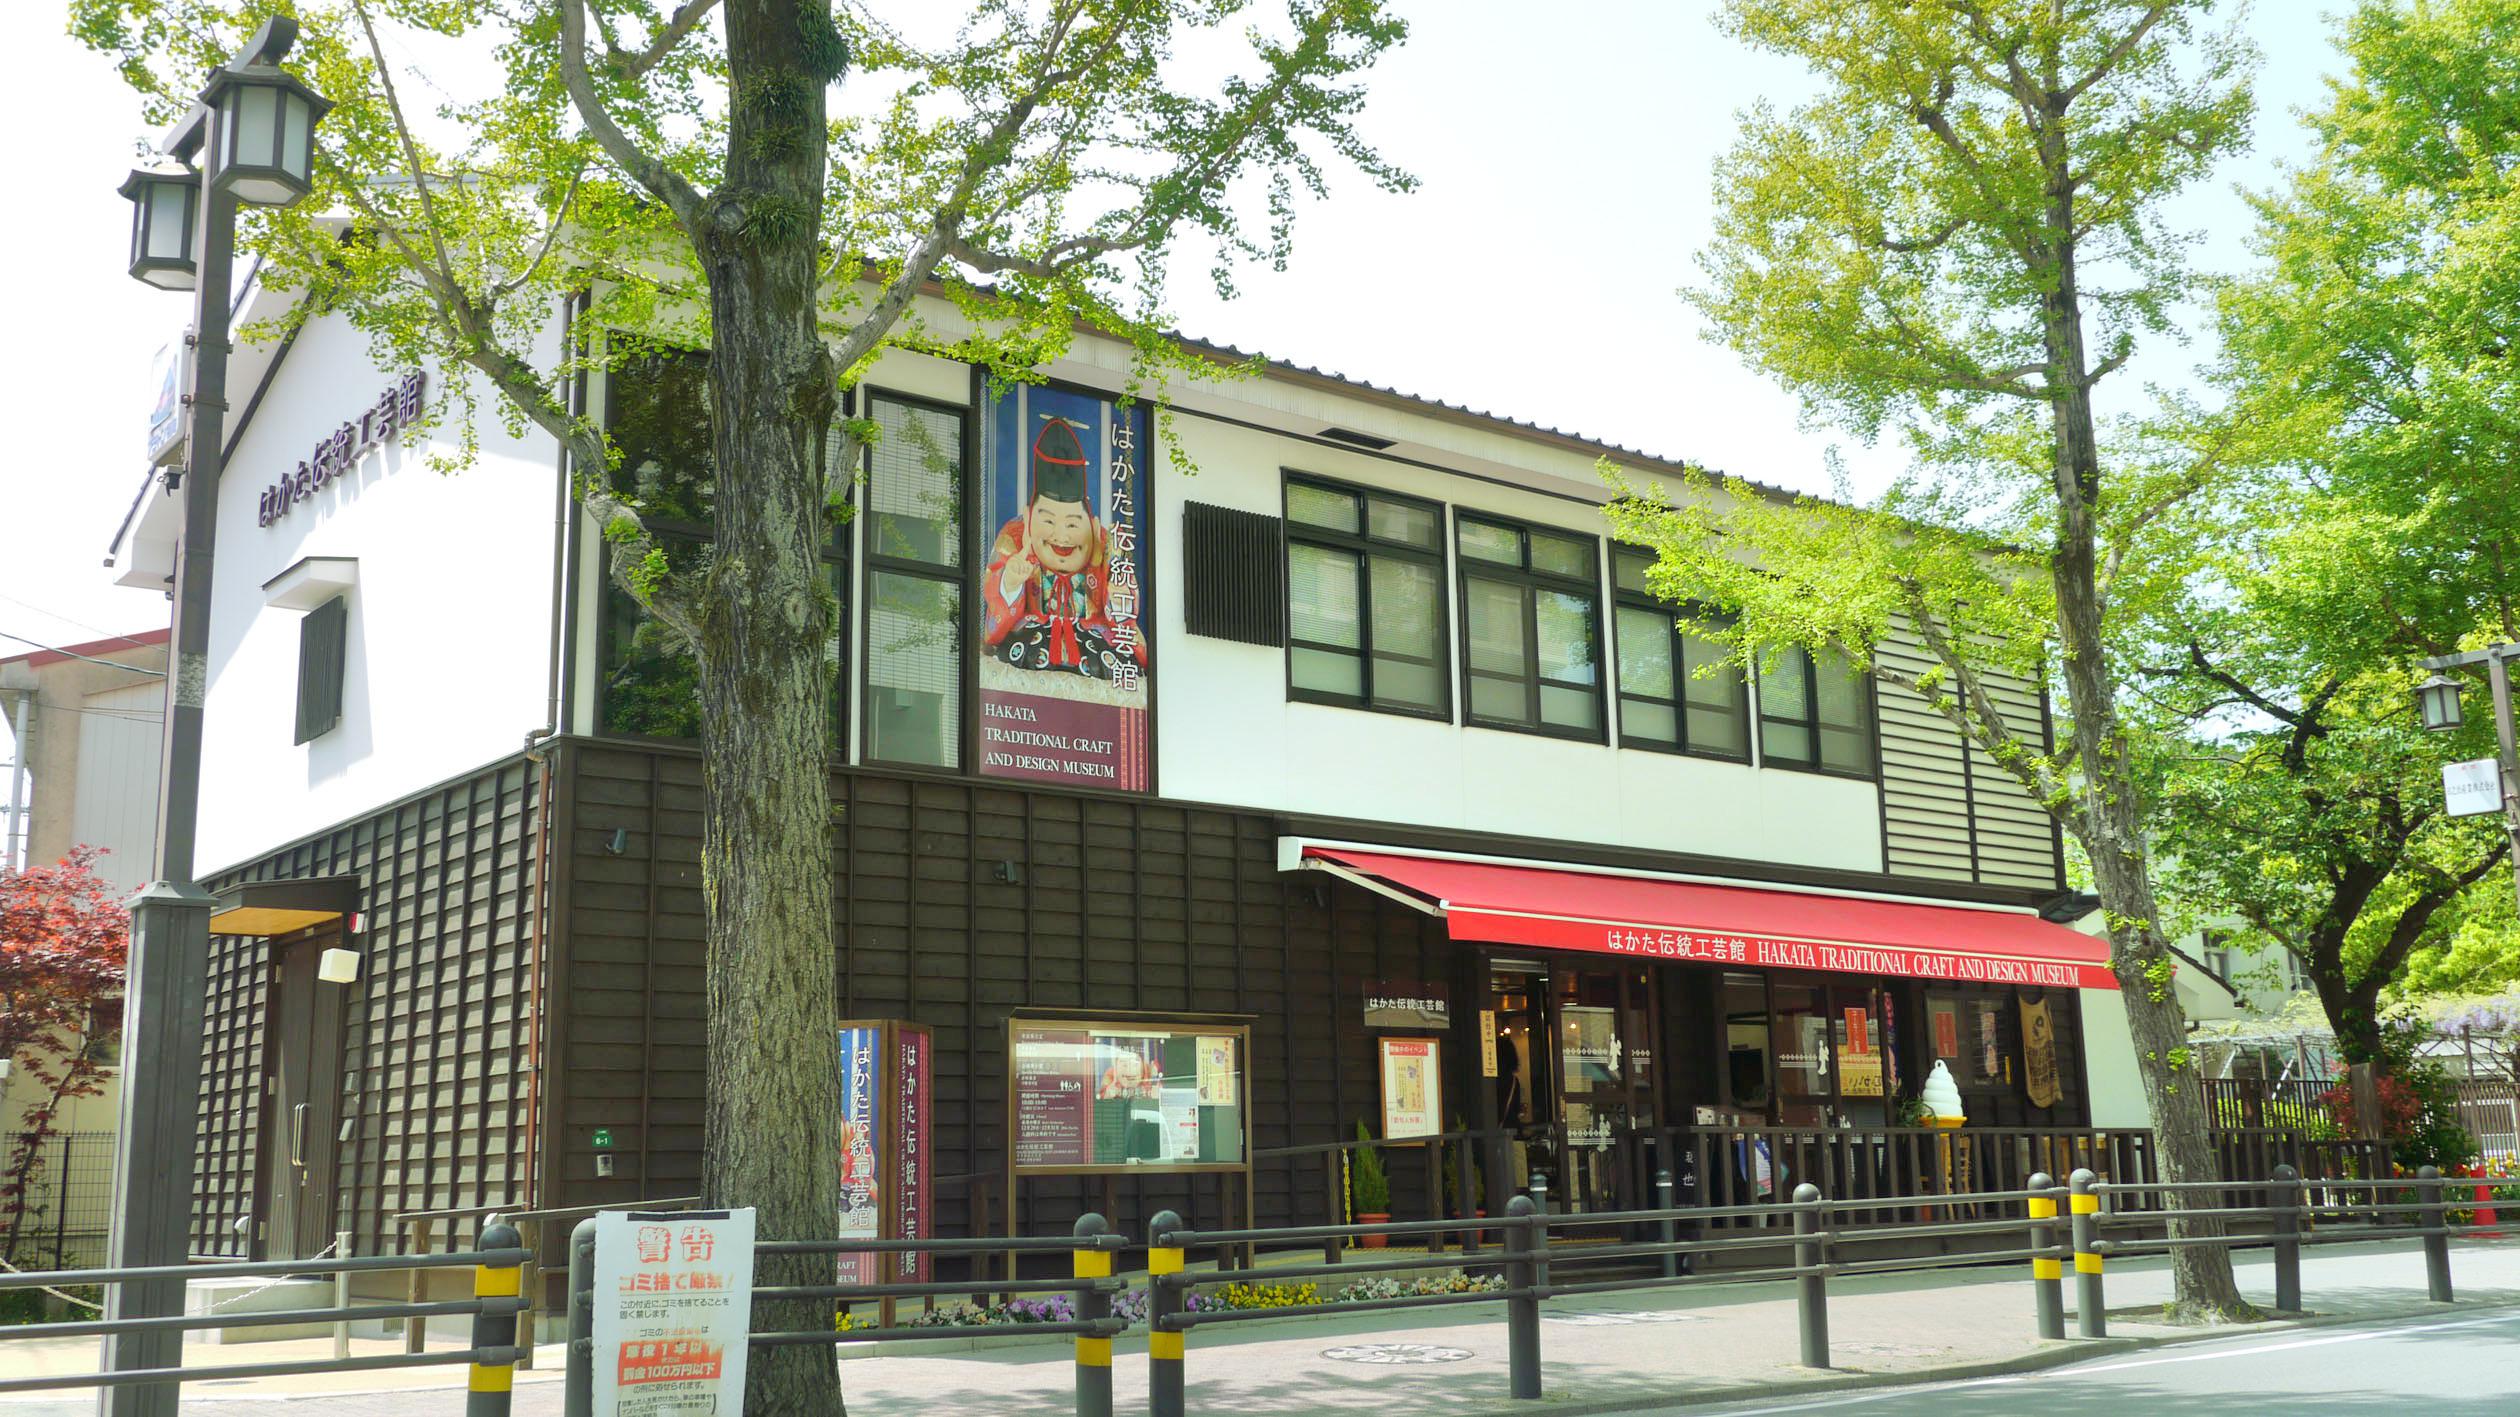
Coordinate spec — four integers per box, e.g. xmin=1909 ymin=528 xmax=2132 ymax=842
xmin=260 ymin=933 xmax=346 ymax=1260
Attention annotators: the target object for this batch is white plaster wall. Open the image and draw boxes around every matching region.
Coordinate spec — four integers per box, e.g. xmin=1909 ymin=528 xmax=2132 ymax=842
xmin=1145 ymin=405 xmax=1884 ymax=873
xmin=2077 ymin=988 xmax=2151 ymax=1129
xmin=195 ymin=303 xmax=565 ymax=871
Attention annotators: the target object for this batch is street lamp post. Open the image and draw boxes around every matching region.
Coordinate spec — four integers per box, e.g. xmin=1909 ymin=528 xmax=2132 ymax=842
xmin=106 ymin=20 xmax=326 ymax=1416
xmin=2416 ymin=643 xmax=2520 ymax=916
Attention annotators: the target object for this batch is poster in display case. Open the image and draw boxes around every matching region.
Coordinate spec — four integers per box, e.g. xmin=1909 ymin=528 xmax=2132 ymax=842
xmin=1377 ymin=1036 xmax=1442 ymax=1141
xmin=1007 ymin=1019 xmax=1252 ymax=1174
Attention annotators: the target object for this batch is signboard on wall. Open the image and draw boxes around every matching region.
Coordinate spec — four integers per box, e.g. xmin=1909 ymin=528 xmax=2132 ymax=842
xmin=834 ymin=1021 xmax=932 ymax=1289
xmin=1009 ymin=1021 xmax=1248 ymax=1173
xmin=1378 ymin=1037 xmax=1441 ymax=1141
xmin=977 ymin=384 xmax=1153 ymax=791
xmin=1363 ymin=980 xmax=1450 ymax=1029
xmin=590 ymin=1208 xmax=754 ymax=1416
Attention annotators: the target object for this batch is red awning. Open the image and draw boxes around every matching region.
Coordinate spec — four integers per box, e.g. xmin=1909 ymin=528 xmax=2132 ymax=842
xmin=1303 ymin=848 xmax=2117 ymax=991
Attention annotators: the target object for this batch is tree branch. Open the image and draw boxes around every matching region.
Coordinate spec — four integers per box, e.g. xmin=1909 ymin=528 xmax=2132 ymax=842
xmin=558 ymin=0 xmax=705 ymax=231
xmin=607 ymin=0 xmax=721 ymax=80
xmin=1887 ymin=589 xmax=2086 ymax=836
xmin=2061 ymin=3 xmax=2176 ymax=106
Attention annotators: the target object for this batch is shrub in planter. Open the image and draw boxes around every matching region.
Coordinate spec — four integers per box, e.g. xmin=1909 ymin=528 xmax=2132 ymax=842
xmin=1350 ymin=1120 xmax=1392 ymax=1246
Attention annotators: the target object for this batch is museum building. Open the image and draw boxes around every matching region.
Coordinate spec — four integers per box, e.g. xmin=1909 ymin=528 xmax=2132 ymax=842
xmin=107 ymin=280 xmax=2132 ymax=1280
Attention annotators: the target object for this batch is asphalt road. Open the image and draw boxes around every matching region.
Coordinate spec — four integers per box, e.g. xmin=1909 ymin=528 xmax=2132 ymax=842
xmin=1644 ymin=1306 xmax=2520 ymax=1417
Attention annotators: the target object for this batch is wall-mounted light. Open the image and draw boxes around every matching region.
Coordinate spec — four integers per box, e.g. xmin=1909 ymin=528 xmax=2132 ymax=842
xmin=607 ymin=828 xmax=631 ymax=855
xmin=991 ymin=859 xmax=1023 ymax=884
xmin=317 ymin=947 xmax=359 ymax=984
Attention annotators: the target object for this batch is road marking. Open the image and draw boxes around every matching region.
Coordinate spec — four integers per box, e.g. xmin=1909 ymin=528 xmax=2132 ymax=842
xmin=1678 ymin=1308 xmax=2520 ymax=1416
xmin=2066 ymin=1308 xmax=2520 ymax=1375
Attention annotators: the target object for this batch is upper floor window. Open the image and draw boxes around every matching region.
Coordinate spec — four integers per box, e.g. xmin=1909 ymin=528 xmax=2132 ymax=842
xmin=1757 ymin=645 xmax=1875 ymax=777
xmin=1284 ymin=475 xmax=1447 ymax=718
xmin=862 ymin=393 xmax=966 ymax=769
xmin=1457 ymin=515 xmax=1602 ymax=739
xmin=597 ymin=348 xmax=847 ymax=741
xmin=1610 ymin=547 xmax=1748 ymax=760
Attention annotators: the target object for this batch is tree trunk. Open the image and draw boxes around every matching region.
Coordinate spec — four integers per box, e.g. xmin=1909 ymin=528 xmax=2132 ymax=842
xmin=2035 ymin=145 xmax=2252 ymax=1321
xmin=692 ymin=3 xmax=845 ymax=1411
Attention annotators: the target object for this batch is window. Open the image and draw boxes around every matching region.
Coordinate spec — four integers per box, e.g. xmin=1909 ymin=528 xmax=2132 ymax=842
xmin=597 ymin=349 xmax=848 ymax=741
xmin=1757 ymin=645 xmax=1875 ymax=776
xmin=293 ymin=594 xmax=346 ymax=744
xmin=862 ymin=393 xmax=966 ymax=768
xmin=1283 ymin=475 xmax=1447 ymax=716
xmin=2201 ymin=931 xmax=2233 ymax=984
xmin=1457 ymin=514 xmax=1602 ymax=737
xmin=1610 ymin=547 xmax=1748 ymax=759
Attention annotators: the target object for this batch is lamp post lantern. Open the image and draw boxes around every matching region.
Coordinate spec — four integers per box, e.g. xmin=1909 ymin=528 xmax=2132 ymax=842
xmin=2418 ymin=646 xmax=2520 ymax=916
xmin=2416 ymin=674 xmax=2465 ymax=733
xmin=104 ymin=18 xmax=324 ymax=1417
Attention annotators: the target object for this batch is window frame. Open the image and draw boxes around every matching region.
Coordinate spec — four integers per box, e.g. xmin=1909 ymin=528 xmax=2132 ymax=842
xmin=1453 ymin=511 xmax=1608 ymax=744
xmin=1280 ymin=471 xmax=1453 ymax=723
xmin=858 ymin=385 xmax=975 ymax=774
xmin=1608 ymin=544 xmax=1750 ymax=762
xmin=591 ymin=347 xmax=852 ymax=746
xmin=1755 ymin=645 xmax=1880 ymax=780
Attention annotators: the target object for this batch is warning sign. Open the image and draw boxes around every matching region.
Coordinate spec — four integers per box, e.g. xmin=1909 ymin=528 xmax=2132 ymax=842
xmin=591 ymin=1208 xmax=754 ymax=1415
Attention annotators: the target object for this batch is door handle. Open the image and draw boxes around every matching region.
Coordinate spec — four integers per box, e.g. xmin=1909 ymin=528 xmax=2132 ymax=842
xmin=292 ymin=1103 xmax=308 ymax=1169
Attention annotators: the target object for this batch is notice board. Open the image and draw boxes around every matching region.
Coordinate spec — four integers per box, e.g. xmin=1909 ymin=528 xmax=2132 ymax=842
xmin=1007 ymin=1019 xmax=1252 ymax=1175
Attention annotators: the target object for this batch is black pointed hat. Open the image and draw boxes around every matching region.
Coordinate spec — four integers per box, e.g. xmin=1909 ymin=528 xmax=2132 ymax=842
xmin=1030 ymin=418 xmax=1089 ymax=507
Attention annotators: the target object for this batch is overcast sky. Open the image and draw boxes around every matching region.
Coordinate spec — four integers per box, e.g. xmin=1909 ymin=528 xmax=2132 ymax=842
xmin=0 ymin=1 xmax=2345 ymax=721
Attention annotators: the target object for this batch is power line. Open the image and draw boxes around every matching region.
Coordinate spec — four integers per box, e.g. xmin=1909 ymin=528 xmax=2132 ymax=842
xmin=0 ymin=593 xmax=164 ymax=654
xmin=0 ymin=631 xmax=168 ymax=677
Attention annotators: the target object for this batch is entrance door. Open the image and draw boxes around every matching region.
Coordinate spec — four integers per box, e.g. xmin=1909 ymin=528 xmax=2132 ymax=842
xmin=1551 ymin=965 xmax=1659 ymax=1213
xmin=260 ymin=932 xmax=346 ymax=1260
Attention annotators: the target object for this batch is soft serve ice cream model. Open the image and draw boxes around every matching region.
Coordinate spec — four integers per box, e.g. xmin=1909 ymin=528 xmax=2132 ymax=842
xmin=1921 ymin=1060 xmax=1966 ymax=1127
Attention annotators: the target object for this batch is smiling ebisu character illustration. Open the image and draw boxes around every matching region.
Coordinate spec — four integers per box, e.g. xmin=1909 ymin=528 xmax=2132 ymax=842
xmin=983 ymin=415 xmax=1147 ymax=681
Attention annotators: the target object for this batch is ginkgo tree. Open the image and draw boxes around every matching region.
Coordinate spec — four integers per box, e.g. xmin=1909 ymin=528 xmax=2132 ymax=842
xmin=74 ymin=1 xmax=1409 ymax=1405
xmin=1607 ymin=0 xmax=2261 ymax=1319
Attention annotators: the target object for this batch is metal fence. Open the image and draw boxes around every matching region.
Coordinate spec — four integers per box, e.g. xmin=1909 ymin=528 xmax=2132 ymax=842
xmin=1140 ymin=1164 xmax=2488 ymax=1415
xmin=0 ymin=1225 xmax=529 ymax=1411
xmin=561 ymin=1212 xmax=1131 ymax=1417
xmin=2 ymin=1130 xmax=117 ymax=1269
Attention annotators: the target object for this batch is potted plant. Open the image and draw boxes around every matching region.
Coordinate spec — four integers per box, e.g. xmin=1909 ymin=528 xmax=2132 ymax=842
xmin=1350 ymin=1120 xmax=1391 ymax=1247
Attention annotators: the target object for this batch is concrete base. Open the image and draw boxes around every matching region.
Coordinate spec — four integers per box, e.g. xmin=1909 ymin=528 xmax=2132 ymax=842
xmin=184 ymin=1276 xmax=401 ymax=1345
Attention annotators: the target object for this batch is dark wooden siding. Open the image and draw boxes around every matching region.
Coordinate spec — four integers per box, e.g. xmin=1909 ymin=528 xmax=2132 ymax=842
xmin=548 ymin=741 xmax=1451 ymax=1238
xmin=194 ymin=759 xmax=543 ymax=1257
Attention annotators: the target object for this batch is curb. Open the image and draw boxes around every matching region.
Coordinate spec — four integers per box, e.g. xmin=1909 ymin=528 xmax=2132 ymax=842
xmin=1450 ymin=1296 xmax=2520 ymax=1415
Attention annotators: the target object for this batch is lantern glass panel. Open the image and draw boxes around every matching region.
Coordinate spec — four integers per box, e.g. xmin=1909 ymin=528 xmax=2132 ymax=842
xmin=280 ymin=90 xmax=311 ymax=181
xmin=2419 ymin=677 xmax=2464 ymax=732
xmin=234 ymin=83 xmax=278 ymax=167
xmin=147 ymin=181 xmax=194 ymax=262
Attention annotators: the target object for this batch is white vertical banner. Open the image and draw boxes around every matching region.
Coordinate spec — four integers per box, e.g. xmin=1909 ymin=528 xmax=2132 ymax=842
xmin=591 ymin=1208 xmax=755 ymax=1416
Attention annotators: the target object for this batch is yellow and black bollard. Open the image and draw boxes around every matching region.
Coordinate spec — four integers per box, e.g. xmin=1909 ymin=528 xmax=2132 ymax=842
xmin=2026 ymin=1172 xmax=2064 ymax=1340
xmin=2068 ymin=1169 xmax=2104 ymax=1339
xmin=469 ymin=1220 xmax=525 ymax=1417
xmin=1073 ymin=1213 xmax=1114 ymax=1417
xmin=1147 ymin=1208 xmax=1187 ymax=1417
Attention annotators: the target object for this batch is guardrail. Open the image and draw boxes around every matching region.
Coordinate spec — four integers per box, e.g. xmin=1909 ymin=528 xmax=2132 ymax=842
xmin=0 ymin=1224 xmax=529 ymax=1412
xmin=562 ymin=1212 xmax=1132 ymax=1417
xmin=1139 ymin=1163 xmax=2489 ymax=1413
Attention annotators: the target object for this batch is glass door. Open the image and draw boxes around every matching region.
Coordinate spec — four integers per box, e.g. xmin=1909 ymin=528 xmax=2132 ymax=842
xmin=1554 ymin=965 xmax=1657 ymax=1212
xmin=1770 ymin=980 xmax=1830 ymax=1126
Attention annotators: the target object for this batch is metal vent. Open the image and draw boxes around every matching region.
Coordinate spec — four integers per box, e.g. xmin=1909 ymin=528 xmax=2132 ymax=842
xmin=1183 ymin=501 xmax=1285 ymax=646
xmin=1318 ymin=426 xmax=1395 ymax=451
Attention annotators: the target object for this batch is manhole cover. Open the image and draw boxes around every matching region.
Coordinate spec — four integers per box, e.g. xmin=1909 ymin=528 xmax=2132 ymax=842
xmin=1545 ymin=1309 xmax=1700 ymax=1326
xmin=1321 ymin=1342 xmax=1475 ymax=1364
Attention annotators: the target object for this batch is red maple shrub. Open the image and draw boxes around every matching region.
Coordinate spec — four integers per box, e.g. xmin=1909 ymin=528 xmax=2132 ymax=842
xmin=0 ymin=847 xmax=130 ymax=1262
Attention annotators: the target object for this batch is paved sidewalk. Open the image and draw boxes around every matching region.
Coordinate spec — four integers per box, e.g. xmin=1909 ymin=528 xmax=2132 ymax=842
xmin=0 ymin=1238 xmax=2512 ymax=1414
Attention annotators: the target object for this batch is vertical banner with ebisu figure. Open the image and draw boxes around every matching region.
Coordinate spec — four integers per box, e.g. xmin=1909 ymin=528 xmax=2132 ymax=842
xmin=978 ymin=383 xmax=1153 ymax=791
